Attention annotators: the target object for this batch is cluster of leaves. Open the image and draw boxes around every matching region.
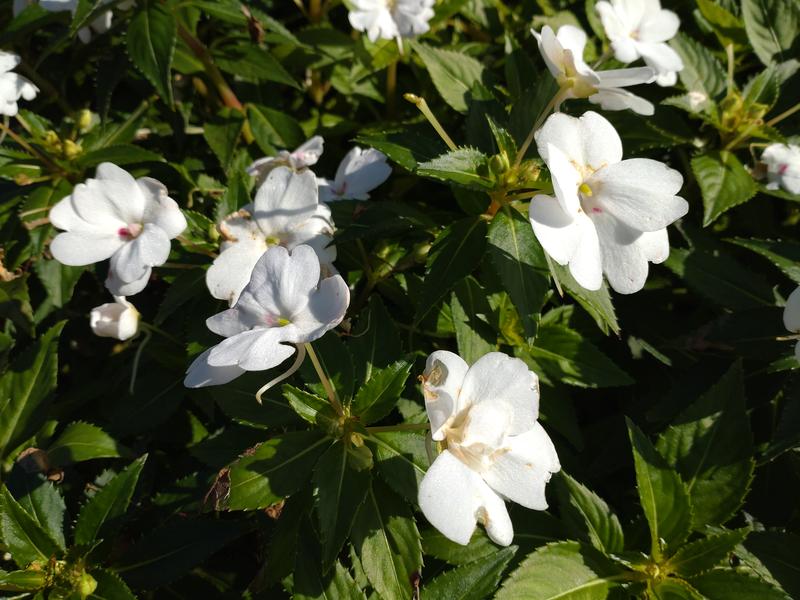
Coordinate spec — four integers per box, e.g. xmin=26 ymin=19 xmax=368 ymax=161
xmin=1 ymin=0 xmax=799 ymax=599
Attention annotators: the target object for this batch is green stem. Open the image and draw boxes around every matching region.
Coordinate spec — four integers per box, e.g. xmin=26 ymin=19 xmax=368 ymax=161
xmin=766 ymin=101 xmax=800 ymax=128
xmin=129 ymin=329 xmax=152 ymax=395
xmin=0 ymin=121 xmax=65 ymax=177
xmin=403 ymin=93 xmax=457 ymax=150
xmin=305 ymin=342 xmax=343 ymax=416
xmin=386 ymin=59 xmax=398 ymax=118
xmin=139 ymin=322 xmax=181 ymax=345
xmin=514 ymin=89 xmax=565 ymax=169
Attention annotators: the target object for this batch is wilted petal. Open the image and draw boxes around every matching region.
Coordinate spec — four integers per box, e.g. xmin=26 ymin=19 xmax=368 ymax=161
xmin=423 ymin=350 xmax=469 ymax=441
xmin=418 ymin=450 xmax=514 ymax=546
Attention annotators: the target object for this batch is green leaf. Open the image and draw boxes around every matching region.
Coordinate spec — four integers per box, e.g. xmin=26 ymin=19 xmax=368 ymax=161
xmin=527 ymin=324 xmax=633 ymax=388
xmin=422 ymin=528 xmax=500 ymax=566
xmin=696 ymin=0 xmax=747 ymax=47
xmin=0 ymin=485 xmax=62 ymax=568
xmin=424 ymin=546 xmax=515 ymax=600
xmin=451 ymin=277 xmax=497 ymax=364
xmin=487 ymin=208 xmax=550 ymax=342
xmin=742 ymin=531 xmax=800 ymax=599
xmin=743 ymin=67 xmax=781 ymax=111
xmin=728 ymin=237 xmax=800 ymax=284
xmin=5 ymin=470 xmax=65 ymax=550
xmin=89 ymin=569 xmax=137 ymax=600
xmin=650 ymin=579 xmax=705 ymax=600
xmin=126 ymin=0 xmax=176 ymax=104
xmin=691 ymin=569 xmax=791 ymax=600
xmin=692 ymin=151 xmax=758 ymax=226
xmin=0 ymin=276 xmax=34 ymax=337
xmin=627 ymin=419 xmax=692 ymax=561
xmin=314 ymin=441 xmax=371 ymax=568
xmin=349 ymin=295 xmax=402 ymax=386
xmin=33 ymin=259 xmax=84 ymax=309
xmin=154 ymin=268 xmax=207 ymax=325
xmin=0 ymin=568 xmax=46 ymax=592
xmin=46 ymin=421 xmax=124 ymax=465
xmin=294 ymin=522 xmax=367 ymax=600
xmin=74 ymin=455 xmax=147 ymax=546
xmin=216 ymin=45 xmax=299 ymax=89
xmin=411 ymin=42 xmax=487 ymax=113
xmin=741 ymin=0 xmax=800 ymax=77
xmin=495 ymin=541 xmax=624 ymax=600
xmin=76 ymin=144 xmax=165 ymax=168
xmin=228 ymin=431 xmax=330 ymax=510
xmin=665 ymin=528 xmax=750 ymax=577
xmin=368 ymin=431 xmax=427 ymax=503
xmin=203 ymin=108 xmax=245 ymax=172
xmin=115 ymin=519 xmax=246 ymax=589
xmin=556 ymin=472 xmax=624 ymax=555
xmin=356 ymin=124 xmax=448 ymax=172
xmin=282 ymin=384 xmax=331 ymax=426
xmin=418 ymin=217 xmax=487 ymax=318
xmin=0 ymin=322 xmax=64 ymax=461
xmin=300 ymin=333 xmax=355 ymax=403
xmin=351 ymin=360 xmax=411 ymax=425
xmin=351 ymin=480 xmax=422 ymax=600
xmin=549 ymin=262 xmax=619 ymax=335
xmin=670 ymin=34 xmax=727 ymax=98
xmin=656 ymin=362 xmax=755 ymax=530
xmin=417 ymin=148 xmax=496 ymax=190
xmin=246 ymin=104 xmax=305 ymax=155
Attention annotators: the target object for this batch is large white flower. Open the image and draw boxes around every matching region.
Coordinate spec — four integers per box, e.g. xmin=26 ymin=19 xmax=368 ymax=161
xmin=49 ymin=162 xmax=187 ymax=296
xmin=535 ymin=25 xmax=656 ymax=115
xmin=0 ymin=51 xmax=38 ymax=117
xmin=529 ymin=111 xmax=687 ymax=294
xmin=762 ymin=143 xmax=800 ymax=195
xmin=784 ymin=287 xmax=800 ymax=362
xmin=318 ymin=147 xmax=392 ymax=203
xmin=90 ymin=296 xmax=139 ymax=341
xmin=185 ymin=245 xmax=349 ymax=388
xmin=348 ymin=0 xmax=435 ymax=43
xmin=596 ymin=0 xmax=683 ymax=86
xmin=206 ymin=167 xmax=336 ymax=306
xmin=418 ymin=351 xmax=560 ymax=547
xmin=246 ymin=136 xmax=324 ymax=186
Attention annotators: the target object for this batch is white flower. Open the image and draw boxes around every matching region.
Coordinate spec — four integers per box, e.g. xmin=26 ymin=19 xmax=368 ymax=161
xmin=535 ymin=25 xmax=656 ymax=115
xmin=13 ymin=0 xmax=134 ymax=43
xmin=348 ymin=0 xmax=435 ymax=43
xmin=247 ymin=136 xmax=324 ymax=186
xmin=596 ymin=0 xmax=683 ymax=86
xmin=762 ymin=144 xmax=800 ymax=195
xmin=318 ymin=147 xmax=392 ymax=202
xmin=90 ymin=296 xmax=139 ymax=341
xmin=418 ymin=351 xmax=560 ymax=546
xmin=784 ymin=287 xmax=800 ymax=362
xmin=207 ymin=167 xmax=336 ymax=306
xmin=0 ymin=51 xmax=38 ymax=117
xmin=529 ymin=111 xmax=687 ymax=294
xmin=49 ymin=162 xmax=187 ymax=296
xmin=185 ymin=245 xmax=349 ymax=388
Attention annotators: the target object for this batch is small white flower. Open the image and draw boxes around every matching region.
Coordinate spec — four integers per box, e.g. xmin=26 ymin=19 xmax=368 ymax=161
xmin=49 ymin=162 xmax=187 ymax=296
xmin=90 ymin=296 xmax=139 ymax=341
xmin=535 ymin=25 xmax=656 ymax=115
xmin=687 ymin=90 xmax=708 ymax=111
xmin=247 ymin=136 xmax=324 ymax=186
xmin=418 ymin=351 xmax=560 ymax=546
xmin=348 ymin=0 xmax=435 ymax=43
xmin=0 ymin=51 xmax=38 ymax=117
xmin=318 ymin=147 xmax=392 ymax=203
xmin=529 ymin=111 xmax=687 ymax=294
xmin=784 ymin=287 xmax=800 ymax=362
xmin=762 ymin=143 xmax=800 ymax=195
xmin=185 ymin=244 xmax=350 ymax=388
xmin=596 ymin=0 xmax=683 ymax=86
xmin=207 ymin=167 xmax=336 ymax=306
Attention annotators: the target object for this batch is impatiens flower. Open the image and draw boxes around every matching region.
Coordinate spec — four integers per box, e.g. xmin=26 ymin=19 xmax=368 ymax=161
xmin=762 ymin=143 xmax=800 ymax=195
xmin=596 ymin=0 xmax=684 ymax=86
xmin=207 ymin=166 xmax=336 ymax=306
xmin=784 ymin=287 xmax=800 ymax=362
xmin=348 ymin=0 xmax=435 ymax=43
xmin=318 ymin=147 xmax=392 ymax=202
xmin=185 ymin=245 xmax=349 ymax=388
xmin=529 ymin=111 xmax=687 ymax=294
xmin=418 ymin=351 xmax=560 ymax=546
xmin=90 ymin=296 xmax=139 ymax=341
xmin=535 ymin=25 xmax=656 ymax=115
xmin=246 ymin=136 xmax=324 ymax=186
xmin=49 ymin=162 xmax=187 ymax=296
xmin=0 ymin=51 xmax=38 ymax=117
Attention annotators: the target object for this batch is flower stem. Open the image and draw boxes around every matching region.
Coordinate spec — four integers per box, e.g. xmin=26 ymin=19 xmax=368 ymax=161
xmin=766 ymin=101 xmax=800 ymax=128
xmin=255 ymin=344 xmax=307 ymax=404
xmin=129 ymin=329 xmax=152 ymax=395
xmin=403 ymin=93 xmax=457 ymax=151
xmin=0 ymin=121 xmax=65 ymax=177
xmin=139 ymin=321 xmax=181 ymax=345
xmin=386 ymin=60 xmax=398 ymax=118
xmin=514 ymin=89 xmax=564 ymax=169
xmin=304 ymin=342 xmax=344 ymax=415
xmin=725 ymin=44 xmax=735 ymax=96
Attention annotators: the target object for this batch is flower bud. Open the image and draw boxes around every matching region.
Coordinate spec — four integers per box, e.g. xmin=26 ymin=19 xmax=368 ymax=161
xmin=489 ymin=152 xmax=510 ymax=176
xmin=63 ymin=140 xmax=82 ymax=160
xmin=77 ymin=109 xmax=92 ymax=131
xmin=90 ymin=297 xmax=139 ymax=341
xmin=78 ymin=573 xmax=97 ymax=599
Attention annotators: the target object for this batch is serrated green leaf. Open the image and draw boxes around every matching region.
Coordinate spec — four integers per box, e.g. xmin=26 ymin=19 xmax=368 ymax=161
xmin=411 ymin=42 xmax=487 ymax=113
xmin=228 ymin=431 xmax=330 ymax=510
xmin=495 ymin=540 xmax=624 ymax=600
xmin=294 ymin=520 xmax=367 ymax=600
xmin=33 ymin=259 xmax=83 ymax=310
xmin=0 ymin=322 xmax=64 ymax=461
xmin=349 ymin=295 xmax=402 ymax=386
xmin=742 ymin=531 xmax=800 ymax=599
xmin=670 ymin=34 xmax=727 ymax=98
xmin=0 ymin=568 xmax=46 ymax=592
xmin=627 ymin=419 xmax=692 ymax=560
xmin=282 ymin=384 xmax=330 ymax=426
xmin=203 ymin=108 xmax=245 ymax=172
xmin=692 ymin=151 xmax=758 ymax=226
xmin=351 ymin=360 xmax=411 ymax=425
xmin=549 ymin=262 xmax=619 ymax=335
xmin=650 ymin=578 xmax=705 ymax=600
xmin=246 ymin=104 xmax=305 ymax=156
xmin=76 ymin=144 xmax=164 ymax=168
xmin=89 ymin=569 xmax=137 ymax=600
xmin=665 ymin=528 xmax=749 ymax=577
xmin=46 ymin=421 xmax=124 ymax=465
xmin=301 ymin=333 xmax=355 ymax=403
xmin=656 ymin=362 xmax=755 ymax=530
xmin=5 ymin=470 xmax=65 ymax=551
xmin=691 ymin=568 xmax=791 ymax=600
xmin=0 ymin=485 xmax=62 ymax=568
xmin=728 ymin=237 xmax=800 ymax=284
xmin=451 ymin=277 xmax=497 ymax=364
xmin=417 ymin=148 xmax=495 ymax=190
xmin=0 ymin=276 xmax=34 ymax=339
xmin=368 ymin=431 xmax=427 ymax=503
xmin=74 ymin=455 xmax=147 ymax=547
xmin=424 ymin=546 xmax=515 ymax=600
xmin=556 ymin=472 xmax=624 ymax=555
xmin=741 ymin=0 xmax=800 ymax=78
xmin=356 ymin=124 xmax=448 ymax=172
xmin=216 ymin=44 xmax=299 ymax=89
xmin=351 ymin=480 xmax=422 ymax=600
xmin=127 ymin=0 xmax=176 ymax=104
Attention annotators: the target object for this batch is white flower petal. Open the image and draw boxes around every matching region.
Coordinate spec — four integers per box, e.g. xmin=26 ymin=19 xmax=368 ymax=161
xmin=105 ymin=266 xmax=151 ymax=297
xmin=290 ymin=135 xmax=324 ymax=168
xmin=595 ymin=66 xmax=655 ymax=87
xmin=50 ymin=232 xmax=123 ymax=266
xmin=460 ymin=401 xmax=513 ymax=450
xmin=590 ymin=88 xmax=654 ymax=115
xmin=535 ymin=26 xmax=566 ymax=78
xmin=555 ymin=25 xmax=588 ymax=60
xmin=483 ymin=423 xmax=561 ymax=510
xmin=639 ymin=10 xmax=680 ymax=43
xmin=329 ymin=147 xmax=392 ymax=201
xmin=138 ymin=178 xmax=187 ymax=238
xmin=637 ymin=42 xmax=684 ymax=77
xmin=529 ymin=194 xmax=581 ymax=266
xmin=206 ymin=239 xmax=266 ymax=305
xmin=544 ymin=143 xmax=582 ymax=217
xmin=291 ymin=274 xmax=350 ymax=341
xmin=90 ymin=298 xmax=139 ymax=341
xmin=423 ymin=350 xmax=470 ymax=441
xmin=593 ymin=212 xmax=651 ymax=294
xmin=93 ymin=162 xmax=146 ymax=224
xmin=418 ymin=450 xmax=514 ymax=546
xmin=784 ymin=287 xmax=800 ymax=333
xmin=536 ymin=112 xmax=623 ymax=173
xmin=206 ymin=308 xmax=253 ymax=338
xmin=253 ymin=167 xmax=319 ymax=235
xmin=109 ymin=224 xmax=171 ymax=284
xmin=184 ymin=348 xmax=246 ymax=388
